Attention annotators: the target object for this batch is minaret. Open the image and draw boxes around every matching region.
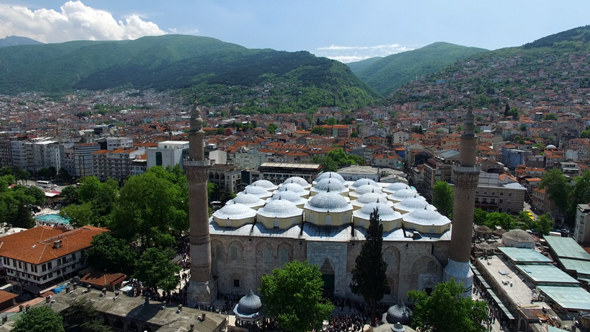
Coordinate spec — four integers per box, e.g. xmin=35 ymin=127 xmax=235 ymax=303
xmin=185 ymin=101 xmax=216 ymax=305
xmin=442 ymin=104 xmax=480 ymax=297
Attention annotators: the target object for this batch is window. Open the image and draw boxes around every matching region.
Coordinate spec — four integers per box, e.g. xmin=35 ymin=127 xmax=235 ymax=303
xmin=263 ymin=247 xmax=271 ymax=264
xmin=231 ymin=246 xmax=238 ymax=261
xmin=325 ymin=215 xmax=332 ymax=225
xmin=216 ymin=245 xmax=224 ymax=261
xmin=233 ymin=279 xmax=240 ymax=288
xmin=47 ymin=262 xmax=52 ymax=269
xmin=509 ymin=193 xmax=512 ymax=196
xmin=500 ymin=199 xmax=503 ymax=203
xmin=43 ymin=275 xmax=47 ymax=280
xmin=48 ymin=272 xmax=53 ymax=278
xmin=2 ymin=258 xmax=7 ymax=265
xmin=273 ymin=220 xmax=279 ymax=228
xmin=278 ymin=248 xmax=289 ymax=265
xmin=227 ymin=221 xmax=232 ymax=227
xmin=18 ymin=261 xmax=21 ymax=269
xmin=156 ymin=152 xmax=163 ymax=166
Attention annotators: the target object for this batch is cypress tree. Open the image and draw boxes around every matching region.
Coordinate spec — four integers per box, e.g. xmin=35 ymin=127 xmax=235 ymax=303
xmin=350 ymin=208 xmax=389 ymax=326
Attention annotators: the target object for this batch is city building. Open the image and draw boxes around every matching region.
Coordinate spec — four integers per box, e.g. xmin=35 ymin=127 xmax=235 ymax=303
xmin=575 ymin=204 xmax=590 ymax=243
xmin=258 ymin=162 xmax=322 ymax=184
xmin=61 ymin=143 xmax=101 ymax=178
xmin=146 ymin=141 xmax=189 ymax=170
xmin=0 ymin=226 xmax=106 ymax=289
xmin=473 ymin=173 xmax=526 ymax=214
xmin=92 ymin=147 xmax=145 ymax=181
xmin=209 ymin=164 xmax=242 ymax=193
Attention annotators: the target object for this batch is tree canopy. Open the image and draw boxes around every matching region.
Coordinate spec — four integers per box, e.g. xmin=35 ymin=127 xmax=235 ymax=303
xmin=408 ymin=279 xmax=489 ymax=332
xmin=311 ymin=126 xmax=326 ymax=135
xmin=311 ymin=148 xmax=365 ymax=172
xmin=260 ymin=260 xmax=333 ymax=332
xmin=350 ymin=208 xmax=388 ymax=326
xmin=540 ymin=169 xmax=590 ymax=224
xmin=432 ymin=181 xmax=454 ymax=217
xmin=62 ymin=299 xmax=112 ymax=332
xmin=85 ymin=232 xmax=137 ymax=275
xmin=12 ymin=306 xmax=64 ymax=332
xmin=0 ymin=178 xmax=40 ymax=229
xmin=134 ymin=247 xmax=181 ymax=293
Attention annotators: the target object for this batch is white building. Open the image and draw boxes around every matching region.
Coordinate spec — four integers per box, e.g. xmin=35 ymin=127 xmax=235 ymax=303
xmin=105 ymin=137 xmax=133 ymax=151
xmin=575 ymin=204 xmax=590 ymax=243
xmin=61 ymin=143 xmax=101 ymax=178
xmin=146 ymin=141 xmax=189 ymax=170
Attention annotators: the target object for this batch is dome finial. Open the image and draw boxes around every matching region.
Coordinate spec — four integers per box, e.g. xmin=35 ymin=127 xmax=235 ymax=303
xmin=377 ymin=198 xmax=380 ymax=203
xmin=372 ymin=188 xmax=375 ymax=193
xmin=424 ymin=206 xmax=427 ymax=210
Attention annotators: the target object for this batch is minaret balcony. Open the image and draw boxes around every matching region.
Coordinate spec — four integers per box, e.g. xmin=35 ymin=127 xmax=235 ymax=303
xmin=452 ymin=164 xmax=481 ymax=174
xmin=184 ymin=159 xmax=211 ymax=167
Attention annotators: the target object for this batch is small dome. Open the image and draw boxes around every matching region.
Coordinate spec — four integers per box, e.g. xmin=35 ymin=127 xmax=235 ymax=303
xmin=284 ymin=177 xmax=310 ymax=187
xmin=232 ymin=193 xmax=265 ymax=206
xmin=403 ymin=208 xmax=450 ymax=227
xmin=357 ymin=192 xmax=389 ymax=204
xmin=394 ymin=198 xmax=435 ymax=212
xmin=269 ymin=191 xmax=307 ymax=206
xmin=278 ymin=183 xmax=306 ymax=193
xmin=236 ymin=289 xmax=262 ymax=315
xmin=316 ymin=172 xmax=345 ymax=183
xmin=244 ymin=185 xmax=272 ymax=197
xmin=502 ymin=229 xmax=535 ymax=242
xmin=257 ymin=199 xmax=302 ymax=218
xmin=213 ymin=203 xmax=257 ymax=220
xmin=251 ymin=180 xmax=278 ymax=190
xmin=314 ymin=178 xmax=347 ymax=193
xmin=386 ymin=301 xmax=412 ymax=325
xmin=384 ymin=182 xmax=409 ymax=194
xmin=389 ymin=188 xmax=420 ymax=202
xmin=306 ymin=192 xmax=350 ymax=212
xmin=355 ymin=202 xmax=402 ymax=221
xmin=350 ymin=179 xmax=378 ymax=189
xmin=546 ymin=144 xmax=556 ymax=149
xmin=355 ymin=184 xmax=383 ymax=195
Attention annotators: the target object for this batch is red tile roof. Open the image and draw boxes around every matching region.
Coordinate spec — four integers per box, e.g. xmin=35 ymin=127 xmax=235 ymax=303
xmin=81 ymin=271 xmax=127 ymax=287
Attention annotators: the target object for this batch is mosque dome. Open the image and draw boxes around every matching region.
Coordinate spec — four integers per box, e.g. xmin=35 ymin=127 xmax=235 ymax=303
xmin=213 ymin=203 xmax=257 ymax=220
xmin=402 ymin=208 xmax=450 ymax=227
xmin=386 ymin=301 xmax=412 ymax=325
xmin=384 ymin=182 xmax=410 ymax=194
xmin=306 ymin=192 xmax=351 ymax=212
xmin=356 ymin=192 xmax=389 ymax=204
xmin=394 ymin=198 xmax=436 ymax=213
xmin=257 ymin=199 xmax=302 ymax=218
xmin=355 ymin=202 xmax=402 ymax=221
xmin=279 ymin=183 xmax=309 ymax=196
xmin=546 ymin=144 xmax=556 ymax=149
xmin=388 ymin=188 xmax=421 ymax=202
xmin=313 ymin=178 xmax=347 ymax=193
xmin=355 ymin=184 xmax=383 ymax=195
xmin=350 ymin=179 xmax=378 ymax=189
xmin=236 ymin=289 xmax=263 ymax=316
xmin=269 ymin=191 xmax=307 ymax=206
xmin=283 ymin=176 xmax=310 ymax=188
xmin=250 ymin=180 xmax=278 ymax=191
xmin=316 ymin=172 xmax=345 ymax=183
xmin=229 ymin=193 xmax=266 ymax=208
xmin=244 ymin=185 xmax=272 ymax=198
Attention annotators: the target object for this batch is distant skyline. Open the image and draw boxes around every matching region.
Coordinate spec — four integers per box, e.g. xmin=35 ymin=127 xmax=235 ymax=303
xmin=1 ymin=1 xmax=590 ymax=62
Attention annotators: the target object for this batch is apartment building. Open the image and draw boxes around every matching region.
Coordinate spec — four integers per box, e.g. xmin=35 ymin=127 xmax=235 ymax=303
xmin=0 ymin=138 xmax=13 ymax=168
xmin=146 ymin=141 xmax=189 ymax=170
xmin=209 ymin=164 xmax=242 ymax=193
xmin=92 ymin=147 xmax=145 ymax=181
xmin=422 ymin=150 xmax=459 ymax=201
xmin=0 ymin=226 xmax=105 ymax=288
xmin=233 ymin=147 xmax=269 ymax=170
xmin=575 ymin=204 xmax=590 ymax=243
xmin=10 ymin=138 xmax=60 ymax=174
xmin=472 ymin=173 xmax=526 ymax=214
xmin=61 ymin=143 xmax=101 ymax=178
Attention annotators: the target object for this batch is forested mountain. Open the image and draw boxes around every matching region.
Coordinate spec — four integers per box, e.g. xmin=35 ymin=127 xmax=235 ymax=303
xmin=346 ymin=57 xmax=383 ymax=73
xmin=0 ymin=34 xmax=380 ymax=111
xmin=388 ymin=25 xmax=590 ymax=111
xmin=0 ymin=36 xmax=42 ymax=47
xmin=348 ymin=42 xmax=488 ymax=96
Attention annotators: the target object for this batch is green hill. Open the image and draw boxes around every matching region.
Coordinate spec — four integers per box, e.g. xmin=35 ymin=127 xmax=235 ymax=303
xmin=0 ymin=36 xmax=42 ymax=47
xmin=348 ymin=42 xmax=488 ymax=96
xmin=0 ymin=34 xmax=379 ymax=111
xmin=346 ymin=57 xmax=383 ymax=73
xmin=523 ymin=25 xmax=590 ymax=49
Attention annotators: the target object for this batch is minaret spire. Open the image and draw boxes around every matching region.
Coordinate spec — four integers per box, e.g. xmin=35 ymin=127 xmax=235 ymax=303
xmin=185 ymin=100 xmax=216 ymax=305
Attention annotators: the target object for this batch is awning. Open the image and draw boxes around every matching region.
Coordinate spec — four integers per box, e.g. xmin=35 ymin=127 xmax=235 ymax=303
xmin=487 ymin=289 xmax=515 ymax=320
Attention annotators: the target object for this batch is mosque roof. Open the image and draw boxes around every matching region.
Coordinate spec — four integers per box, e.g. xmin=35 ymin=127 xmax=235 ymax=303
xmin=229 ymin=193 xmax=266 ymax=207
xmin=283 ymin=176 xmax=310 ymax=188
xmin=250 ymin=180 xmax=278 ymax=191
xmin=502 ymin=229 xmax=535 ymax=243
xmin=244 ymin=186 xmax=272 ymax=198
xmin=233 ymin=289 xmax=264 ymax=321
xmin=394 ymin=197 xmax=436 ymax=212
xmin=213 ymin=203 xmax=257 ymax=220
xmin=350 ymin=178 xmax=378 ymax=189
xmin=354 ymin=184 xmax=383 ymax=195
xmin=257 ymin=199 xmax=303 ymax=219
xmin=386 ymin=301 xmax=412 ymax=325
xmin=278 ymin=183 xmax=307 ymax=194
xmin=312 ymin=178 xmax=348 ymax=193
xmin=268 ymin=191 xmax=308 ymax=206
xmin=353 ymin=202 xmax=402 ymax=222
xmin=388 ymin=188 xmax=421 ymax=202
xmin=383 ymin=182 xmax=410 ymax=194
xmin=356 ymin=192 xmax=390 ymax=204
xmin=402 ymin=208 xmax=450 ymax=227
xmin=305 ymin=192 xmax=352 ymax=213
xmin=316 ymin=171 xmax=345 ymax=183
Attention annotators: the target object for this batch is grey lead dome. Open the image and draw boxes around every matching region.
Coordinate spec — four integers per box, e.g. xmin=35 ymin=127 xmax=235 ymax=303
xmin=306 ymin=191 xmax=350 ymax=212
xmin=236 ymin=289 xmax=262 ymax=315
xmin=316 ymin=171 xmax=345 ymax=183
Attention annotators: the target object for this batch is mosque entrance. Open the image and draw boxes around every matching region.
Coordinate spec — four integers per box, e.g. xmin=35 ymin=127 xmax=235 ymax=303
xmin=320 ymin=259 xmax=335 ymax=295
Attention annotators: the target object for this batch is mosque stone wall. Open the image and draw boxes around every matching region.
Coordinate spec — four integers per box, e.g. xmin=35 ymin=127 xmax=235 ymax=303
xmin=306 ymin=242 xmax=348 ymax=297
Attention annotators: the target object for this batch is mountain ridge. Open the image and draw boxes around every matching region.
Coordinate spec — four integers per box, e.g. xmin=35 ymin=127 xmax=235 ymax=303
xmin=0 ymin=36 xmax=43 ymax=47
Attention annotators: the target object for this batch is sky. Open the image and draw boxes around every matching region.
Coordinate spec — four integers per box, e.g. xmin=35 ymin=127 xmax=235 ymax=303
xmin=1 ymin=0 xmax=590 ymax=63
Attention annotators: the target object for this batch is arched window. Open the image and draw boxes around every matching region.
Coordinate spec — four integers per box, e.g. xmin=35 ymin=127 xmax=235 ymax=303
xmin=227 ymin=221 xmax=232 ymax=227
xmin=278 ymin=248 xmax=289 ymax=265
xmin=325 ymin=215 xmax=332 ymax=225
xmin=231 ymin=246 xmax=238 ymax=261
xmin=216 ymin=245 xmax=224 ymax=261
xmin=309 ymin=213 xmax=313 ymax=223
xmin=343 ymin=214 xmax=348 ymax=223
xmin=263 ymin=247 xmax=272 ymax=263
xmin=359 ymin=220 xmax=365 ymax=228
xmin=292 ymin=218 xmax=297 ymax=226
xmin=273 ymin=220 xmax=279 ymax=228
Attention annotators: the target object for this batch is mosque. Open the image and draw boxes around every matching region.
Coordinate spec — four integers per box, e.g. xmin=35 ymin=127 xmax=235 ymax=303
xmin=184 ymin=101 xmax=478 ymax=305
xmin=208 ymin=174 xmax=452 ymax=302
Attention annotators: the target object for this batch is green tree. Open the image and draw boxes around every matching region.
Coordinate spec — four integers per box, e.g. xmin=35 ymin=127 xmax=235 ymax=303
xmin=134 ymin=247 xmax=181 ymax=293
xmin=350 ymin=131 xmax=359 ymax=138
xmin=25 ymin=186 xmax=46 ymax=206
xmin=61 ymin=185 xmax=78 ymax=203
xmin=485 ymin=212 xmax=516 ymax=230
xmin=260 ymin=260 xmax=333 ymax=332
xmin=506 ymin=107 xmax=519 ymax=120
xmin=519 ymin=124 xmax=527 ymax=132
xmin=535 ymin=214 xmax=554 ymax=235
xmin=311 ymin=155 xmax=338 ymax=172
xmin=85 ymin=232 xmax=136 ymax=275
xmin=12 ymin=306 xmax=64 ymax=332
xmin=473 ymin=208 xmax=488 ymax=226
xmin=408 ymin=279 xmax=489 ymax=332
xmin=324 ymin=117 xmax=337 ymax=125
xmin=60 ymin=202 xmax=94 ymax=228
xmin=62 ymin=298 xmax=112 ymax=332
xmin=57 ymin=167 xmax=72 ymax=182
xmin=543 ymin=113 xmax=558 ymax=121
xmin=267 ymin=123 xmax=279 ymax=134
xmin=513 ymin=135 xmax=525 ymax=144
xmin=432 ymin=181 xmax=454 ymax=217
xmin=539 ymin=168 xmax=570 ymax=216
xmin=569 ymin=171 xmax=590 ymax=218
xmin=311 ymin=126 xmax=326 ymax=135
xmin=581 ymin=130 xmax=590 ymax=139
xmin=386 ymin=134 xmax=393 ymax=146
xmin=350 ymin=208 xmax=388 ymax=326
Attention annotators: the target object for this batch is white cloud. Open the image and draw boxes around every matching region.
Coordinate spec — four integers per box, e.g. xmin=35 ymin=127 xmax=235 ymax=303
xmin=0 ymin=1 xmax=166 ymax=43
xmin=314 ymin=43 xmax=417 ymax=63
